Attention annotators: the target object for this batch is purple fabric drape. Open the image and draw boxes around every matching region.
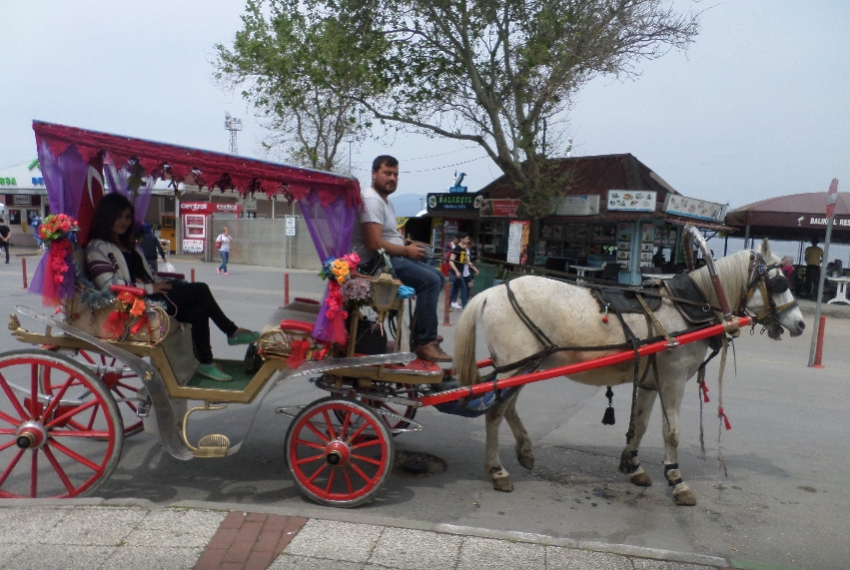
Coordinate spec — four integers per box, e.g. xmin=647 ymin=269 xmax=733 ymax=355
xmin=29 ymin=143 xmax=89 ymax=302
xmin=103 ymin=154 xmax=155 ymax=227
xmin=300 ymin=190 xmax=357 ymax=342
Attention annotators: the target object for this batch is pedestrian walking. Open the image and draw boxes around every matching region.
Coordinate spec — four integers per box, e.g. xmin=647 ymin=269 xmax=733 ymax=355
xmin=138 ymin=223 xmax=167 ymax=274
xmin=462 ymin=236 xmax=479 ymax=307
xmin=30 ymin=213 xmax=42 ymax=249
xmin=216 ymin=227 xmax=232 ymax=275
xmin=0 ymin=217 xmax=10 ymax=263
xmin=448 ymin=232 xmax=468 ymax=310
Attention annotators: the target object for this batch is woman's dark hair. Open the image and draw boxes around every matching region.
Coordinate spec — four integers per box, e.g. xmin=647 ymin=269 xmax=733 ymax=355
xmin=89 ymin=193 xmax=136 ymax=249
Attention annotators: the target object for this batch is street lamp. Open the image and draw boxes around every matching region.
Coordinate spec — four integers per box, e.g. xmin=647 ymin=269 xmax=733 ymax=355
xmin=224 ymin=112 xmax=242 ymax=154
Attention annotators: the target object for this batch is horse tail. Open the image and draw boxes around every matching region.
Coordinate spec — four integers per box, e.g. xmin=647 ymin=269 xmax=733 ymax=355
xmin=454 ymin=288 xmax=491 ymax=387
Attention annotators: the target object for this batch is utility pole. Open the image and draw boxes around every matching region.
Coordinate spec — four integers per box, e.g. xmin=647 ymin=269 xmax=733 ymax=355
xmin=224 ymin=112 xmax=242 ymax=154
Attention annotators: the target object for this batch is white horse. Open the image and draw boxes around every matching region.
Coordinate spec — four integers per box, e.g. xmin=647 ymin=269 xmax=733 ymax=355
xmin=453 ymin=239 xmax=805 ymax=505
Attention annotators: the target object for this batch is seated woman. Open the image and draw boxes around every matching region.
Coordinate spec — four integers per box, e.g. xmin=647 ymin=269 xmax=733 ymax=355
xmin=85 ymin=193 xmax=258 ymax=382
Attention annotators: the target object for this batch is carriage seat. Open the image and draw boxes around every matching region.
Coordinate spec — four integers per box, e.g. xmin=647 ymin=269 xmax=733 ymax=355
xmin=261 ymin=298 xmax=321 ymax=333
xmin=66 ymin=247 xmax=186 ymax=346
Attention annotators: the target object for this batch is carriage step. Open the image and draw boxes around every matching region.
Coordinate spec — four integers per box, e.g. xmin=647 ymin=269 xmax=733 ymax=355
xmin=193 ymin=434 xmax=231 ymax=458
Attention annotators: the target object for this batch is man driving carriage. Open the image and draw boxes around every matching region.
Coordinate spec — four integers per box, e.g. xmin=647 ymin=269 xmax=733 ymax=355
xmin=350 ymin=155 xmax=452 ymax=363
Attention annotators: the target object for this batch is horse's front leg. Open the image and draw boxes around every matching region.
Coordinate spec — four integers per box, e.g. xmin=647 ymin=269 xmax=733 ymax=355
xmin=622 ymin=386 xmax=657 ymax=488
xmin=660 ymin=379 xmax=697 ymax=506
xmin=485 ymin=395 xmax=514 ymax=492
xmin=502 ymin=387 xmax=534 ymax=470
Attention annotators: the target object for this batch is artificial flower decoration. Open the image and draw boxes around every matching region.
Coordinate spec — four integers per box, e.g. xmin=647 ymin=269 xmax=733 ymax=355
xmin=316 ymin=252 xmax=362 ymax=344
xmin=36 ymin=214 xmax=80 ymax=306
xmin=103 ymin=290 xmax=149 ymax=339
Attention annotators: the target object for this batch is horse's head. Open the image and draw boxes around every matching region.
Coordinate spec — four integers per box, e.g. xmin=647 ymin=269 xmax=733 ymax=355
xmin=744 ymin=239 xmax=806 ymax=339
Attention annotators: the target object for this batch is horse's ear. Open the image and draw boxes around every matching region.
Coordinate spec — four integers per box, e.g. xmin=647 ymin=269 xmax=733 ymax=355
xmin=759 ymin=238 xmax=772 ymax=258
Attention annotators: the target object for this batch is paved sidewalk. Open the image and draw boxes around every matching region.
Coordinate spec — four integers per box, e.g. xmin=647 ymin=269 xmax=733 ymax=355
xmin=0 ymin=500 xmax=747 ymax=570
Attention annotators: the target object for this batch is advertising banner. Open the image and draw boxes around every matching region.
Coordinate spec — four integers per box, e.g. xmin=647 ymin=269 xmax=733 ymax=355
xmin=480 ymin=199 xmax=521 ymax=217
xmin=553 ymin=195 xmax=600 ymax=216
xmin=427 ymin=192 xmax=482 ymax=212
xmin=507 ymin=220 xmax=531 ymax=264
xmin=663 ymin=194 xmax=726 ymax=222
xmin=607 ymin=190 xmax=656 ymax=212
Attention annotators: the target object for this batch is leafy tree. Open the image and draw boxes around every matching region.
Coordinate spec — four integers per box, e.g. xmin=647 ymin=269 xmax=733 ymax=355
xmin=213 ymin=0 xmax=381 ymax=172
xmin=329 ymin=0 xmax=699 ymax=216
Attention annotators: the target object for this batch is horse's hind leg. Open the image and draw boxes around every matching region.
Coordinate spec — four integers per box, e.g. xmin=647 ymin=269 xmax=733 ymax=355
xmin=503 ymin=388 xmax=534 ymax=470
xmin=485 ymin=397 xmax=514 ymax=492
xmin=624 ymin=386 xmax=657 ymax=487
xmin=660 ymin=380 xmax=697 ymax=506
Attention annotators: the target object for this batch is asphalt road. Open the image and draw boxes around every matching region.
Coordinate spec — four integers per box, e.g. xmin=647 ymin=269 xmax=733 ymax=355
xmin=1 ymin=253 xmax=848 ymax=569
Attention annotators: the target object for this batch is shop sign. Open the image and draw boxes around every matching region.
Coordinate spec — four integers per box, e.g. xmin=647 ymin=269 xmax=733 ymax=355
xmin=607 ymin=190 xmax=656 ymax=212
xmin=0 ymin=178 xmax=18 ymax=186
xmin=479 ymin=199 xmax=521 ymax=217
xmin=553 ymin=195 xmax=599 ymax=216
xmin=13 ymin=195 xmax=32 ymax=206
xmin=285 ymin=216 xmax=297 ymax=236
xmin=182 ymin=239 xmax=204 ymax=253
xmin=664 ymin=195 xmax=726 ymax=222
xmin=427 ymin=192 xmax=482 ymax=212
xmin=179 ymin=202 xmax=242 ymax=214
xmin=507 ymin=220 xmax=531 ymax=264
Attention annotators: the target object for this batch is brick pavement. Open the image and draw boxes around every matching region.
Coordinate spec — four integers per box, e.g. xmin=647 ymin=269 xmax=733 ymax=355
xmin=194 ymin=512 xmax=307 ymax=570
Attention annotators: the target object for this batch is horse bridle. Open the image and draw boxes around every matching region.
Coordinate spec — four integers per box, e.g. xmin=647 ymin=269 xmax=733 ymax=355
xmin=740 ymin=252 xmax=798 ymax=330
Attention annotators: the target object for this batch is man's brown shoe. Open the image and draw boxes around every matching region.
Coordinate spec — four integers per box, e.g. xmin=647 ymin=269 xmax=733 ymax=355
xmin=416 ymin=341 xmax=453 ymax=363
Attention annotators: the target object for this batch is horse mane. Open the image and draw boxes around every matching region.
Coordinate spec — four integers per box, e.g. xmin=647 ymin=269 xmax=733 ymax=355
xmin=688 ymin=250 xmax=754 ymax=310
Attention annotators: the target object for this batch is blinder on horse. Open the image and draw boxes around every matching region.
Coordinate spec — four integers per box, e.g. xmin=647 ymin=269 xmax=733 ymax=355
xmin=743 ymin=253 xmax=797 ymax=332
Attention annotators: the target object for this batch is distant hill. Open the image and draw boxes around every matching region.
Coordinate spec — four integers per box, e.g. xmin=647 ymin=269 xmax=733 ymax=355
xmin=391 ymin=193 xmax=428 ymax=217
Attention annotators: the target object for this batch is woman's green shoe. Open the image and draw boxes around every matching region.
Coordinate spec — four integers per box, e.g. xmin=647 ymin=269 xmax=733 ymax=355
xmin=228 ymin=329 xmax=260 ymax=346
xmin=196 ymin=363 xmax=233 ymax=382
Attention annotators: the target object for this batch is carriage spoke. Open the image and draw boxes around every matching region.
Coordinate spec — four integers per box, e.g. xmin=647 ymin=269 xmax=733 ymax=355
xmin=343 ymin=466 xmax=354 ymax=494
xmin=40 ymin=376 xmax=75 ymax=423
xmin=0 ymin=410 xmax=22 ymax=427
xmin=324 ymin=469 xmax=336 ymax=494
xmin=29 ymin=450 xmax=38 ymax=498
xmin=294 ymin=454 xmax=325 ymax=466
xmin=350 ymin=439 xmax=381 ymax=451
xmin=86 ymin=404 xmax=98 ymax=430
xmin=42 ymin=447 xmax=75 ymax=494
xmin=349 ymin=461 xmax=373 ymax=484
xmin=304 ymin=421 xmax=330 ymax=443
xmin=351 ymin=454 xmax=382 ymax=467
xmin=294 ymin=438 xmax=325 ymax=450
xmin=346 ymin=422 xmax=369 ymax=444
xmin=30 ymin=364 xmax=39 ymax=417
xmin=79 ymin=350 xmax=96 ymax=365
xmin=44 ymin=399 xmax=98 ymax=430
xmin=0 ymin=372 xmax=29 ymax=421
xmin=339 ymin=411 xmax=351 ymax=440
xmin=0 ymin=439 xmax=17 ymax=453
xmin=50 ymin=430 xmax=111 ymax=439
xmin=321 ymin=411 xmax=337 ymax=440
xmin=0 ymin=449 xmax=25 ymax=487
xmin=306 ymin=462 xmax=327 ymax=484
xmin=48 ymin=440 xmax=101 ymax=472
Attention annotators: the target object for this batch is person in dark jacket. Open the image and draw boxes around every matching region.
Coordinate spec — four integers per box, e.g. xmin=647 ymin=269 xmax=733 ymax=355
xmin=138 ymin=223 xmax=166 ymax=273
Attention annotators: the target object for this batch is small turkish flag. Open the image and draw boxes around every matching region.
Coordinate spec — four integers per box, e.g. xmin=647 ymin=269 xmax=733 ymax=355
xmin=826 ymin=178 xmax=838 ymax=220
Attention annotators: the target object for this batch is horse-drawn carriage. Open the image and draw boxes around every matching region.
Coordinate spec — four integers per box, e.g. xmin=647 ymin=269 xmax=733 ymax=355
xmin=1 ymin=122 xmax=805 ymax=507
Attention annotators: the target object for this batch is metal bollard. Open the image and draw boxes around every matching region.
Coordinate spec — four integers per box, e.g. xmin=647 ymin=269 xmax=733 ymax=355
xmin=191 ymin=268 xmax=195 ymax=283
xmin=442 ymin=281 xmax=452 ymax=327
xmin=284 ymin=273 xmax=290 ymax=306
xmin=812 ymin=315 xmax=826 ymax=369
xmin=22 ymin=258 xmax=28 ymax=289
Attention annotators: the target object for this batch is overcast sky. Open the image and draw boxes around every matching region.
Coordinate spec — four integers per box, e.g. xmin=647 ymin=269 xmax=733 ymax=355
xmin=1 ymin=1 xmax=848 ymax=209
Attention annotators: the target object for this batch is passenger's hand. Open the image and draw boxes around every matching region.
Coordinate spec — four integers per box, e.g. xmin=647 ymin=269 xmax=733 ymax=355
xmin=405 ymin=243 xmax=426 ymax=260
xmin=454 ymin=270 xmax=461 ymax=277
xmin=151 ymin=281 xmax=172 ymax=294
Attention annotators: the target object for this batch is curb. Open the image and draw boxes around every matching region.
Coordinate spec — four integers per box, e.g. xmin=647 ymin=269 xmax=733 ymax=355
xmin=0 ymin=498 xmax=730 ymax=567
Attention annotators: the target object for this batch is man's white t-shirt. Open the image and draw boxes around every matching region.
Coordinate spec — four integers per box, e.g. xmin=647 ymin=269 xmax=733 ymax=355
xmin=350 ymin=186 xmax=405 ymax=262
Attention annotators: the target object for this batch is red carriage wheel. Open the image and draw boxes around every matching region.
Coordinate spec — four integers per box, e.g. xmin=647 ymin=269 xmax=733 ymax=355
xmin=0 ymin=350 xmax=124 ymax=498
xmin=286 ymin=397 xmax=393 ymax=507
xmin=361 ymin=396 xmax=418 ymax=433
xmin=73 ymin=350 xmax=145 ymax=437
xmin=44 ymin=348 xmax=145 ymax=437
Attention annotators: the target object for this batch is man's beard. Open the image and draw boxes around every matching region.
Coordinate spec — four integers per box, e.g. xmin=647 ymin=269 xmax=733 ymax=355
xmin=374 ymin=180 xmax=397 ymax=195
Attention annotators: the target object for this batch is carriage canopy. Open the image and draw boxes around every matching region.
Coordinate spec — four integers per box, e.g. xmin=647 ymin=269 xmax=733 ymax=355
xmin=30 ymin=120 xmax=362 ymax=342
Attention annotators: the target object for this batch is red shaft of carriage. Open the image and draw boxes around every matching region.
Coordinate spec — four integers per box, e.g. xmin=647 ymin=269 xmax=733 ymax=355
xmin=417 ymin=316 xmax=752 ymax=407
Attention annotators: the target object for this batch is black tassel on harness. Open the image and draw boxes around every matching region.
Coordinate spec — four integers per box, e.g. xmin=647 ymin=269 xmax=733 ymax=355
xmin=601 ymin=386 xmax=616 ymax=425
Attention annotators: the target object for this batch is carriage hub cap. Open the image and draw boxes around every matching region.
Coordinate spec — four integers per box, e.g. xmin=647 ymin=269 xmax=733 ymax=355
xmin=325 ymin=440 xmax=351 ymax=466
xmin=16 ymin=421 xmax=48 ymax=450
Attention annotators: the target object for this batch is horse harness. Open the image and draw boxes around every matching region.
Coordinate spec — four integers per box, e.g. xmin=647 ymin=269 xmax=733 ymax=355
xmin=495 ymin=256 xmax=798 ymax=475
